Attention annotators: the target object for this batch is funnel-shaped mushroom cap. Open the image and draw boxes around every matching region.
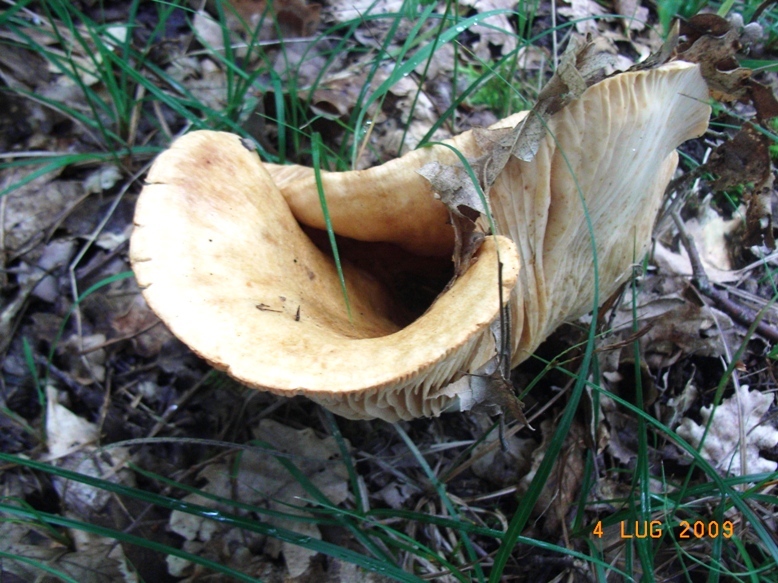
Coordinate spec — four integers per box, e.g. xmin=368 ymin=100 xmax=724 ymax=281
xmin=131 ymin=130 xmax=520 ymax=421
xmin=131 ymin=60 xmax=709 ymax=422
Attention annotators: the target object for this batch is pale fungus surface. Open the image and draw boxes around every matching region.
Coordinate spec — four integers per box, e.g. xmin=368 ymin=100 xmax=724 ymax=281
xmin=131 ymin=60 xmax=710 ymax=421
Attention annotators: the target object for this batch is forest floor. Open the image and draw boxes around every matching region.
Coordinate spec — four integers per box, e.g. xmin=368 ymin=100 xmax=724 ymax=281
xmin=2 ymin=1 xmax=778 ymax=581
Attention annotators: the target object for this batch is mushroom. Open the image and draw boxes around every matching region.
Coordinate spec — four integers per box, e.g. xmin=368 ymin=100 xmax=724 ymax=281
xmin=130 ymin=61 xmax=710 ymax=422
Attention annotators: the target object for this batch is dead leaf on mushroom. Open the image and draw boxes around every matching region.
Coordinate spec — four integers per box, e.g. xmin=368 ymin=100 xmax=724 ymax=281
xmin=419 ymin=37 xmax=614 ymax=272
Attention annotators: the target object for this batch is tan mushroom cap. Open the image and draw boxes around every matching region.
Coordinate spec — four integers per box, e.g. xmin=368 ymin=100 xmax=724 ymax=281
xmin=131 ymin=130 xmax=520 ymax=420
xmin=131 ymin=60 xmax=710 ymax=421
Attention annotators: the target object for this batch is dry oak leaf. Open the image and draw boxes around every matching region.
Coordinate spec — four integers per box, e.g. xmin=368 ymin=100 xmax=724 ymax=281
xmin=421 ymin=36 xmax=613 ymax=217
xmin=677 ymin=385 xmax=778 ymax=477
xmin=419 ymin=37 xmax=613 ymax=275
xmin=518 ymin=418 xmax=586 ymax=534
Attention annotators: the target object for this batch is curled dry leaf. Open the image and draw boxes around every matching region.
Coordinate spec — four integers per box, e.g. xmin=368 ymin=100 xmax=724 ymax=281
xmin=677 ymin=385 xmax=778 ymax=477
xmin=677 ymin=13 xmax=778 ymax=119
xmin=677 ymin=13 xmax=750 ymax=102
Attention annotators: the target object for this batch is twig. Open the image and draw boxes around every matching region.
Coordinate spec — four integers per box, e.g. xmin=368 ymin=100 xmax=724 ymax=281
xmin=0 ymin=184 xmax=7 ymax=289
xmin=0 ymin=273 xmax=47 ymax=354
xmin=147 ymin=373 xmax=211 ymax=438
xmin=671 ymin=209 xmax=778 ymax=343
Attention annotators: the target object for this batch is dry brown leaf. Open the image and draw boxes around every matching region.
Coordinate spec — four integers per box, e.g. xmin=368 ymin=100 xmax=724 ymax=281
xmin=605 ymin=279 xmax=735 ymax=370
xmin=418 ymin=37 xmax=613 ymax=252
xmin=683 ymin=204 xmax=741 ymax=272
xmin=168 ymin=420 xmax=349 ymax=579
xmin=558 ymin=0 xmax=606 ymax=35
xmin=653 ymin=240 xmax=740 ymax=284
xmin=708 ymin=123 xmax=771 ymax=191
xmin=749 ymin=79 xmax=778 ymax=121
xmin=470 ymin=413 xmax=534 ymax=487
xmin=458 ymin=0 xmax=518 ymax=60
xmin=518 ymin=418 xmax=586 ymax=534
xmin=0 ymin=42 xmax=50 ymax=89
xmin=225 ymin=0 xmax=320 ymax=37
xmin=328 ymin=0 xmax=405 ymax=23
xmin=59 ymin=333 xmax=108 ymax=384
xmin=659 ymin=15 xmax=778 ymax=252
xmin=678 ymin=29 xmax=749 ymax=101
xmin=15 ymin=239 xmax=76 ymax=303
xmin=614 ymin=0 xmax=649 ymax=32
xmin=193 ymin=9 xmax=226 ymax=50
xmin=0 ymin=520 xmax=137 ymax=583
xmin=744 ymin=173 xmax=775 ymax=249
xmin=1 ymin=166 xmax=81 ymax=255
xmin=186 ymin=58 xmax=229 ymax=112
xmin=677 ymin=385 xmax=778 ymax=476
xmin=111 ymin=294 xmax=174 ymax=358
xmin=480 ymin=36 xmax=613 ymax=173
xmin=43 ymin=385 xmax=99 ymax=459
xmin=705 ymin=123 xmax=775 ymax=250
xmin=676 ymin=13 xmax=778 ymax=114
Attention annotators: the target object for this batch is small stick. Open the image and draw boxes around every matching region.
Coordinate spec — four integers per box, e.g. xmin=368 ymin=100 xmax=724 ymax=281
xmin=671 ymin=209 xmax=778 ymax=343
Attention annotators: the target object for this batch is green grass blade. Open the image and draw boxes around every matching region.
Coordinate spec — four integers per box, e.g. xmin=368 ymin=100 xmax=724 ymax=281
xmin=0 ymin=549 xmax=81 ymax=583
xmin=0 ymin=452 xmax=425 ymax=582
xmin=311 ymin=132 xmax=352 ymax=322
xmin=395 ymin=424 xmax=486 ymax=582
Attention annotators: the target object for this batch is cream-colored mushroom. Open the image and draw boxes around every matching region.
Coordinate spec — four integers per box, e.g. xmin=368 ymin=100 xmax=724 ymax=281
xmin=131 ymin=61 xmax=709 ymax=422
